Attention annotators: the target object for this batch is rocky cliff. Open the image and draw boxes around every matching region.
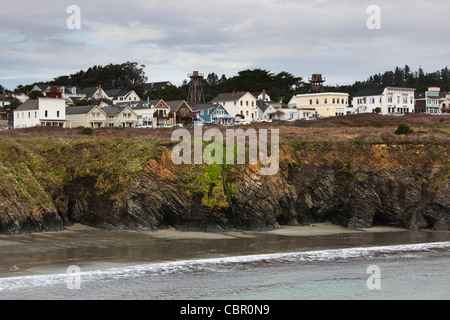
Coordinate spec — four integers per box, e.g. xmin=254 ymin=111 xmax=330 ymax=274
xmin=0 ymin=136 xmax=448 ymax=234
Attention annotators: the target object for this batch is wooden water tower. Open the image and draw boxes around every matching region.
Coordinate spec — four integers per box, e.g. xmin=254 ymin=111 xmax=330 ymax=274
xmin=187 ymin=71 xmax=205 ymax=104
xmin=309 ymin=74 xmax=326 ymax=93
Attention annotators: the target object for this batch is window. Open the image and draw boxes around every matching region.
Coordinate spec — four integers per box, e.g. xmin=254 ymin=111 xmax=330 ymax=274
xmin=324 ymin=98 xmax=328 ymax=104
xmin=28 ymin=112 xmax=31 ymax=119
xmin=316 ymin=99 xmax=319 ymax=105
xmin=35 ymin=112 xmax=38 ymax=118
xmin=333 ymin=98 xmax=336 ymax=104
xmin=246 ymin=101 xmax=249 ymax=107
xmin=240 ymin=101 xmax=243 ymax=106
xmin=309 ymin=99 xmax=313 ymax=105
xmin=57 ymin=111 xmax=60 ymax=118
xmin=45 ymin=111 xmax=48 ymax=118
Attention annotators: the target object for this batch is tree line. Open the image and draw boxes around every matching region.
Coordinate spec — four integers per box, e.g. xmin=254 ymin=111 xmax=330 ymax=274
xmin=2 ymin=63 xmax=449 ymax=110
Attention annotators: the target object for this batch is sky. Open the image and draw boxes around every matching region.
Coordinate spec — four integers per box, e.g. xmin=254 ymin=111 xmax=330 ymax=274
xmin=1 ymin=0 xmax=450 ymax=91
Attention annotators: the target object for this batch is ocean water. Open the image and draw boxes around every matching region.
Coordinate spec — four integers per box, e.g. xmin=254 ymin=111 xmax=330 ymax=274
xmin=0 ymin=228 xmax=448 ymax=301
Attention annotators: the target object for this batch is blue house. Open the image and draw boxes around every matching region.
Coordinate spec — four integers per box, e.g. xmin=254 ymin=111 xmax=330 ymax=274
xmin=191 ymin=103 xmax=235 ymax=125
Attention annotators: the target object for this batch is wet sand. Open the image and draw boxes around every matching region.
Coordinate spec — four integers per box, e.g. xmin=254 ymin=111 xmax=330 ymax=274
xmin=0 ymin=224 xmax=448 ymax=279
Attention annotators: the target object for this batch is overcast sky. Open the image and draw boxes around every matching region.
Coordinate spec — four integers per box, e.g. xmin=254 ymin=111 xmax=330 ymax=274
xmin=1 ymin=0 xmax=449 ymax=90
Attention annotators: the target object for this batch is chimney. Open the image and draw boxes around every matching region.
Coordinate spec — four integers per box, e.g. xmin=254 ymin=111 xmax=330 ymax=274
xmin=151 ymin=83 xmax=154 ymax=89
xmin=262 ymin=90 xmax=266 ymax=101
xmin=232 ymin=90 xmax=236 ymax=96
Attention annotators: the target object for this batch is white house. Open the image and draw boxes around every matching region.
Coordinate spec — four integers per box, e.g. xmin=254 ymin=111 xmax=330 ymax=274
xmin=109 ymin=90 xmax=141 ymax=105
xmin=212 ymin=91 xmax=259 ymax=122
xmin=30 ymin=85 xmax=86 ymax=100
xmin=14 ymin=98 xmax=66 ymax=129
xmin=351 ymin=87 xmax=415 ymax=115
xmin=257 ymin=100 xmax=299 ymax=121
xmin=252 ymin=90 xmax=271 ymax=102
xmin=82 ymin=85 xmax=110 ymax=101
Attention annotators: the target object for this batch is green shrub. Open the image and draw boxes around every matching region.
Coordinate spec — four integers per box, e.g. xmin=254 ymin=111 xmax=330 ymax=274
xmin=395 ymin=123 xmax=414 ymax=135
xmin=79 ymin=127 xmax=93 ymax=135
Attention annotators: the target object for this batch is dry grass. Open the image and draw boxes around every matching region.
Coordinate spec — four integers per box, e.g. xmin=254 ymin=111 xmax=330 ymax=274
xmin=0 ymin=114 xmax=448 ymax=144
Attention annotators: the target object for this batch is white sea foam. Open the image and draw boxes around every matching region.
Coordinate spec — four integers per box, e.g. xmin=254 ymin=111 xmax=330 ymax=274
xmin=1 ymin=241 xmax=449 ymax=292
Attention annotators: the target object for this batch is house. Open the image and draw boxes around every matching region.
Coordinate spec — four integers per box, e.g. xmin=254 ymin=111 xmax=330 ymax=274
xmin=13 ymin=98 xmax=66 ymax=129
xmin=257 ymin=100 xmax=298 ymax=121
xmin=30 ymin=85 xmax=86 ymax=100
xmin=351 ymin=87 xmax=415 ymax=115
xmin=0 ymin=93 xmax=11 ymax=108
xmin=191 ymin=103 xmax=235 ymax=125
xmin=120 ymin=99 xmax=174 ymax=128
xmin=0 ymin=108 xmax=10 ymax=128
xmin=82 ymin=85 xmax=110 ymax=101
xmin=212 ymin=91 xmax=258 ymax=122
xmin=108 ymin=90 xmax=141 ymax=105
xmin=12 ymin=92 xmax=29 ymax=103
xmin=165 ymin=100 xmax=195 ymax=126
xmin=251 ymin=90 xmax=271 ymax=102
xmin=440 ymin=98 xmax=450 ymax=114
xmin=142 ymin=81 xmax=173 ymax=92
xmin=102 ymin=106 xmax=138 ymax=128
xmin=414 ymin=87 xmax=441 ymax=114
xmin=65 ymin=105 xmax=108 ymax=129
xmin=426 ymin=87 xmax=441 ymax=114
xmin=294 ymin=92 xmax=349 ymax=118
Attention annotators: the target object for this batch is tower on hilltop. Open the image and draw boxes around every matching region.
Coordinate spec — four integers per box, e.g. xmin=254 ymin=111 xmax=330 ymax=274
xmin=187 ymin=71 xmax=205 ymax=104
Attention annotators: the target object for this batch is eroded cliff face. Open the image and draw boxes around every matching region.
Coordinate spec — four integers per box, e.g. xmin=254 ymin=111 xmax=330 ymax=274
xmin=0 ymin=139 xmax=449 ymax=234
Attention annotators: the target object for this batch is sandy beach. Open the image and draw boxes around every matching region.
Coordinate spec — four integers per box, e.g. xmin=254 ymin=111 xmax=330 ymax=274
xmin=0 ymin=223 xmax=448 ymax=279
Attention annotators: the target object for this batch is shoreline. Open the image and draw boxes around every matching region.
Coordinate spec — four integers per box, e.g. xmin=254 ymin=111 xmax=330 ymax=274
xmin=0 ymin=223 xmax=448 ymax=279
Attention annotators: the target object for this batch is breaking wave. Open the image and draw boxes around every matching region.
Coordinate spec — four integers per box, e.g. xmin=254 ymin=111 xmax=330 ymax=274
xmin=1 ymin=241 xmax=449 ymax=292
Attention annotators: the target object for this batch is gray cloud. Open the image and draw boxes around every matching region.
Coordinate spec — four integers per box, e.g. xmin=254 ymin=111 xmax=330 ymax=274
xmin=1 ymin=0 xmax=449 ymax=90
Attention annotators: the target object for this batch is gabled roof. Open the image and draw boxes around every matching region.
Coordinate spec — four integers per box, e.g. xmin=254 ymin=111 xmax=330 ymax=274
xmin=33 ymin=84 xmax=50 ymax=92
xmin=66 ymin=105 xmax=100 ymax=115
xmin=83 ymin=87 xmax=99 ymax=98
xmin=256 ymin=100 xmax=271 ymax=113
xmin=353 ymin=89 xmax=385 ymax=98
xmin=165 ymin=100 xmax=192 ymax=112
xmin=112 ymin=90 xmax=133 ymax=99
xmin=142 ymin=82 xmax=172 ymax=91
xmin=190 ymin=103 xmax=217 ymax=112
xmin=14 ymin=99 xmax=39 ymax=111
xmin=102 ymin=106 xmax=136 ymax=116
xmin=212 ymin=92 xmax=249 ymax=102
xmin=104 ymin=89 xmax=121 ymax=97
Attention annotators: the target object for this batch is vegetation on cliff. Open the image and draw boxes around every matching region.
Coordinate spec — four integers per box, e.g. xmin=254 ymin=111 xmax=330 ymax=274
xmin=0 ymin=114 xmax=449 ymax=234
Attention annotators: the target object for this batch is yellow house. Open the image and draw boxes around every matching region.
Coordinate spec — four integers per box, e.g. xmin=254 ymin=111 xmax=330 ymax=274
xmin=294 ymin=92 xmax=349 ymax=118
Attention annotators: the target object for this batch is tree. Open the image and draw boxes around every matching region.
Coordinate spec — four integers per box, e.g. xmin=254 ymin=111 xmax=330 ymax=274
xmin=28 ymin=90 xmax=45 ymax=99
xmin=142 ymin=85 xmax=187 ymax=101
xmin=0 ymin=84 xmax=4 ymax=93
xmin=4 ymin=99 xmax=21 ymax=111
xmin=51 ymin=61 xmax=148 ymax=90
